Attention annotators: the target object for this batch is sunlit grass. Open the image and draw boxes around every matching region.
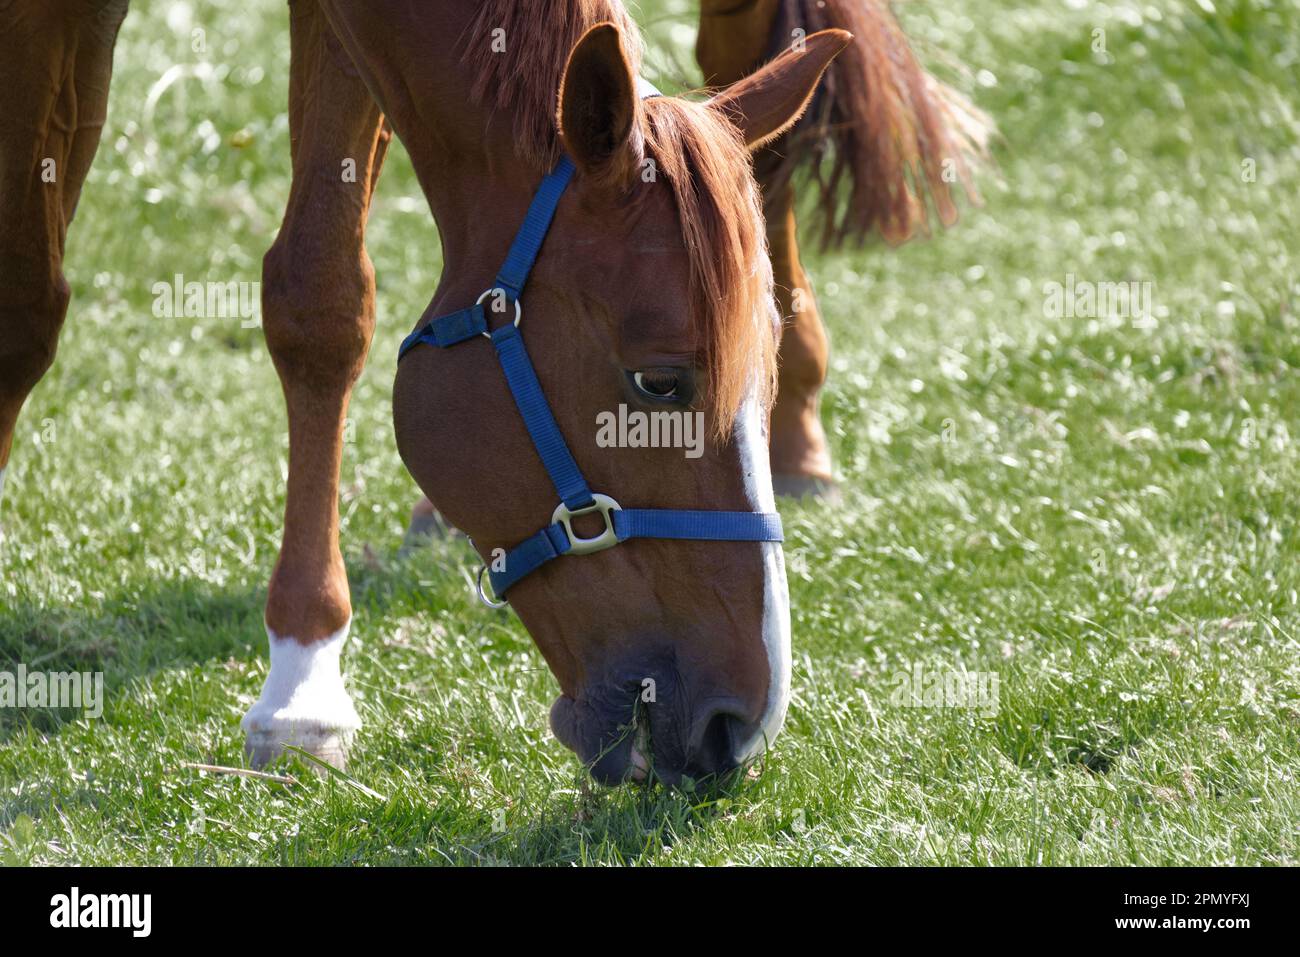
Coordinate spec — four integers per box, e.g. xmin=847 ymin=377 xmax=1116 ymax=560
xmin=1 ymin=0 xmax=1298 ymax=865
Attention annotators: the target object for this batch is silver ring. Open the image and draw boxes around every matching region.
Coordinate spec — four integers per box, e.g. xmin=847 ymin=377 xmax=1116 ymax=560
xmin=476 ymin=565 xmax=508 ymax=609
xmin=477 ymin=288 xmax=522 ymax=337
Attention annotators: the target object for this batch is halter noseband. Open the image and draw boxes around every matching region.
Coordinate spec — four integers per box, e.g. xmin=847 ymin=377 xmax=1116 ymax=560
xmin=396 ymin=84 xmax=783 ymax=607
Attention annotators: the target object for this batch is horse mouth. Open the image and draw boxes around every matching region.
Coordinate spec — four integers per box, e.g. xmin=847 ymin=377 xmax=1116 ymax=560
xmin=549 ymin=692 xmax=641 ymax=785
xmin=628 ymin=723 xmax=652 ymax=783
xmin=548 ymin=694 xmax=582 ymax=754
xmin=548 ymin=687 xmax=755 ymax=787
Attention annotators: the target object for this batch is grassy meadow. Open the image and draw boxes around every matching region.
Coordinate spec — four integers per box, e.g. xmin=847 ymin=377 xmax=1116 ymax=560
xmin=1 ymin=0 xmax=1298 ymax=864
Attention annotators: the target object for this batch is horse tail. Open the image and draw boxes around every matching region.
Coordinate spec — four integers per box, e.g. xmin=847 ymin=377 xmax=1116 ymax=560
xmin=765 ymin=0 xmax=994 ymax=249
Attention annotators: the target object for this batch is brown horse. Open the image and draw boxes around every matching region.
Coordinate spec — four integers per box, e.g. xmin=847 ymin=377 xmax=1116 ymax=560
xmin=0 ymin=0 xmax=983 ymax=784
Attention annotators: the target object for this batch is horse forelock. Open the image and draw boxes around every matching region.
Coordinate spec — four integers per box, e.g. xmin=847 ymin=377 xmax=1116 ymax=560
xmin=643 ymin=96 xmax=777 ymax=439
xmin=463 ymin=0 xmax=777 ymax=440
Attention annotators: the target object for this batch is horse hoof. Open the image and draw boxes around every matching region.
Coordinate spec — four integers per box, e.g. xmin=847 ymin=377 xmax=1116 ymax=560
xmin=244 ymin=727 xmax=351 ymax=773
xmin=241 ymin=626 xmax=360 ymax=773
xmin=398 ymin=509 xmax=460 ymax=556
xmin=771 ymin=474 xmax=842 ymax=504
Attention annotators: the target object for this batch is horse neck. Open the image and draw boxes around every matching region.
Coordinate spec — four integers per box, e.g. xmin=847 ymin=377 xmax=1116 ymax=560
xmin=320 ymin=1 xmax=572 ymax=304
xmin=417 ymin=129 xmax=552 ymax=306
xmin=399 ymin=42 xmax=554 ymax=305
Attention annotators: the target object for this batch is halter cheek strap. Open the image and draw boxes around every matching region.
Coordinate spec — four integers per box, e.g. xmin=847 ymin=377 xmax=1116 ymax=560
xmin=397 ymin=83 xmax=783 ymax=606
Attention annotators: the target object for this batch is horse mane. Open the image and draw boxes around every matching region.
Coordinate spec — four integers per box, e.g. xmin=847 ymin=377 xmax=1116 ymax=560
xmin=463 ymin=0 xmax=776 ymax=438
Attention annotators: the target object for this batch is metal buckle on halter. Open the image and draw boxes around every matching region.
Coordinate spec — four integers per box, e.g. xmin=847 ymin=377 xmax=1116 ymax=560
xmin=477 ymin=288 xmax=522 ymax=336
xmin=552 ymin=494 xmax=621 ymax=556
xmin=476 ymin=564 xmax=509 ymax=610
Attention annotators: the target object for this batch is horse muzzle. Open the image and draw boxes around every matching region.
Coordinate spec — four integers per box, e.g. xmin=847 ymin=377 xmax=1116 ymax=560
xmin=548 ymin=660 xmax=766 ymax=787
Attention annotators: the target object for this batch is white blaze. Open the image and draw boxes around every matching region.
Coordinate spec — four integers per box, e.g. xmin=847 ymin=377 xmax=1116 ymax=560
xmin=731 ymin=395 xmax=792 ymax=762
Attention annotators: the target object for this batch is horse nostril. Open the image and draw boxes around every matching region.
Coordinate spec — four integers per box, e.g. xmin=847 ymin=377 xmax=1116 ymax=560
xmin=690 ymin=708 xmax=741 ymax=777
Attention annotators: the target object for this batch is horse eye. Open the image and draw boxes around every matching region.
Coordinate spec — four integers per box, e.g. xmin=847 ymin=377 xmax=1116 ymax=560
xmin=632 ymin=370 xmax=679 ymax=398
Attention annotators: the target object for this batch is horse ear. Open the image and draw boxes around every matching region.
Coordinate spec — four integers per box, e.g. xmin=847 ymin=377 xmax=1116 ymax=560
xmin=559 ymin=22 xmax=639 ymax=182
xmin=710 ymin=29 xmax=852 ymax=151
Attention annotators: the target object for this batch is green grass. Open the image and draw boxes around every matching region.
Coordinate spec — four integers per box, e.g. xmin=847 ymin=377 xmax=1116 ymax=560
xmin=2 ymin=0 xmax=1299 ymax=865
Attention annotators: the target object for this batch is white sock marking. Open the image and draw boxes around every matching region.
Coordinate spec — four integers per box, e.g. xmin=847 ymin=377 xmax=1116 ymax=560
xmin=241 ymin=621 xmax=361 ymax=750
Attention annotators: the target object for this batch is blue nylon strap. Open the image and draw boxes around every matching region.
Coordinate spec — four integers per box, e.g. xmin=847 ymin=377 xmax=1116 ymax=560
xmin=494 ymin=156 xmax=576 ymax=301
xmin=488 ymin=523 xmax=572 ymax=597
xmin=397 ymin=303 xmax=488 ymax=360
xmin=397 ymin=84 xmax=650 ymax=362
xmin=398 ymin=78 xmax=788 ymax=604
xmin=613 ymin=509 xmax=783 ymax=542
xmin=487 ymin=509 xmax=784 ymax=597
xmin=490 ymin=323 xmax=594 ymax=512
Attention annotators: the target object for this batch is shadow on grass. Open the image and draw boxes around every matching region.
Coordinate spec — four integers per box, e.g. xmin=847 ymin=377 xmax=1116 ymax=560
xmin=0 ymin=542 xmax=458 ymax=744
xmin=469 ymin=785 xmax=734 ymax=866
xmin=280 ymin=770 xmax=759 ymax=867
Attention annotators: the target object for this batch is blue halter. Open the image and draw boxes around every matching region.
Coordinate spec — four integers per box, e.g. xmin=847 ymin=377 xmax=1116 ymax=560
xmin=397 ymin=88 xmax=783 ymax=605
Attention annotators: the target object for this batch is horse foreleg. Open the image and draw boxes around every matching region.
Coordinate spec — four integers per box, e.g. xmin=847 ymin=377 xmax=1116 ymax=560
xmin=697 ymin=0 xmax=838 ymax=500
xmin=241 ymin=0 xmax=390 ymax=769
xmin=0 ymin=2 xmax=127 ymax=510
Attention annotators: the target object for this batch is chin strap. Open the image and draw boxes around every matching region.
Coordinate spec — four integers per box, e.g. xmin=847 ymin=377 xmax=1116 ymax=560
xmin=397 ymin=80 xmax=783 ymax=605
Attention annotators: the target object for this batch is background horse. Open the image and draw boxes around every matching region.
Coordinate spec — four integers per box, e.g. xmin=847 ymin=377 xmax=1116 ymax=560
xmin=0 ymin=0 xmax=981 ymax=784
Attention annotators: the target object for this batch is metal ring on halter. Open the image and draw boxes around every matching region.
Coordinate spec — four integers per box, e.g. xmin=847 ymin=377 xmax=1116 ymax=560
xmin=477 ymin=288 xmax=522 ymax=336
xmin=476 ymin=565 xmax=508 ymax=609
